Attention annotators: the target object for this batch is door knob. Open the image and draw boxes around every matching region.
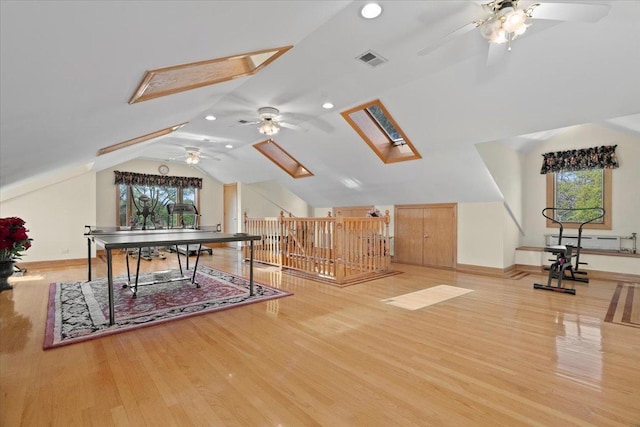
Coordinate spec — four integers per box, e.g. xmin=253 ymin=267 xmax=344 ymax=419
xmin=424 ymin=234 xmax=429 ymax=238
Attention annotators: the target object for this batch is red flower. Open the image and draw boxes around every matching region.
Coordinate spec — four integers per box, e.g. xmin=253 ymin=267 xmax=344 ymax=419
xmin=0 ymin=217 xmax=33 ymax=261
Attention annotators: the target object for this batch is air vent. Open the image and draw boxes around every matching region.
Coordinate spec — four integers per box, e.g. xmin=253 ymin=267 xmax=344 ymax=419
xmin=356 ymin=50 xmax=387 ymax=67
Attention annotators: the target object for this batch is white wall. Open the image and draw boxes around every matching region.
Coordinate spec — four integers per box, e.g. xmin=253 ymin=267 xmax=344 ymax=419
xmin=503 ymin=204 xmax=521 ymax=268
xmin=95 ymin=159 xmax=224 ymax=228
xmin=522 ymin=124 xmax=640 ymax=247
xmin=0 ymin=172 xmax=96 ymax=262
xmin=476 ymin=141 xmax=524 ymax=232
xmin=241 ymin=180 xmax=311 ymax=219
xmin=457 ymin=202 xmax=506 ymax=269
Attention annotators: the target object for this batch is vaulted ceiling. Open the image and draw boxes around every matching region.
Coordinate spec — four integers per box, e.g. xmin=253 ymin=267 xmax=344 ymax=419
xmin=2 ymin=1 xmax=639 ymax=207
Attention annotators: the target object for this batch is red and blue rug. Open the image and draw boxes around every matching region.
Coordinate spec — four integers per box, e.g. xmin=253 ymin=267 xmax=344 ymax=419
xmin=44 ymin=266 xmax=291 ymax=349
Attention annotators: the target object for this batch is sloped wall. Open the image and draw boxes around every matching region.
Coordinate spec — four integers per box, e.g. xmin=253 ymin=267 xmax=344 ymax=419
xmin=0 ymin=172 xmax=96 ymax=262
xmin=241 ymin=180 xmax=311 ymax=219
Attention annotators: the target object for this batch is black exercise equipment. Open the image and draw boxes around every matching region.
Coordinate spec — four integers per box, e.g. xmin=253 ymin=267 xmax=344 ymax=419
xmin=533 ymin=207 xmax=605 ymax=295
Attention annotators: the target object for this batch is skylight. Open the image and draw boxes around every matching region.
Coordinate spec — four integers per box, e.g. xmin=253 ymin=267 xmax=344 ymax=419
xmin=129 ymin=46 xmax=293 ymax=104
xmin=253 ymin=139 xmax=313 ymax=179
xmin=365 ymin=104 xmax=405 ymax=146
xmin=341 ymin=99 xmax=421 ymax=164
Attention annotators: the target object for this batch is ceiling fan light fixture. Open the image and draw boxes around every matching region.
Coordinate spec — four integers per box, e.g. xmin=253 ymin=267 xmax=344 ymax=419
xmin=502 ymin=9 xmax=528 ymax=33
xmin=479 ymin=0 xmax=530 ymax=45
xmin=184 ymin=147 xmax=201 ymax=165
xmin=259 ymin=121 xmax=280 ymax=136
xmin=186 ymin=155 xmax=199 ymax=165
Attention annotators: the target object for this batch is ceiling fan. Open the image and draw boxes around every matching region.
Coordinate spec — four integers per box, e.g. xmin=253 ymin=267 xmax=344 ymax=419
xmin=418 ymin=1 xmax=612 ymax=60
xmin=169 ymin=147 xmax=219 ymax=165
xmin=237 ymin=106 xmax=300 ymax=136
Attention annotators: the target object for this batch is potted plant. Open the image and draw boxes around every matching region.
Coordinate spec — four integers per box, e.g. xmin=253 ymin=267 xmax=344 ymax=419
xmin=0 ymin=217 xmax=33 ymax=291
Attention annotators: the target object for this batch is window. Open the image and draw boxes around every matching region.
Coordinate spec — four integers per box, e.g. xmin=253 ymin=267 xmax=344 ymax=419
xmin=546 ymin=169 xmax=612 ymax=229
xmin=117 ymin=184 xmax=199 ymax=228
xmin=341 ymin=99 xmax=421 ymax=164
xmin=365 ymin=104 xmax=404 ymax=146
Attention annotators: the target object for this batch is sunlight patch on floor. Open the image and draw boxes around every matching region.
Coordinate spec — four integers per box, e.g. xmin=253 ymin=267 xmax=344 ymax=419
xmin=383 ymin=285 xmax=474 ymax=310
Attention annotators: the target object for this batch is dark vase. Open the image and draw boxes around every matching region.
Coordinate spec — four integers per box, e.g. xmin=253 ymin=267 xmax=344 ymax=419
xmin=0 ymin=261 xmax=15 ymax=291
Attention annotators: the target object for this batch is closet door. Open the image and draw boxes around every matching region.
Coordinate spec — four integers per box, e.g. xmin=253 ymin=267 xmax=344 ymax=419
xmin=422 ymin=204 xmax=456 ymax=268
xmin=394 ymin=207 xmax=425 ymax=265
xmin=394 ymin=204 xmax=457 ymax=268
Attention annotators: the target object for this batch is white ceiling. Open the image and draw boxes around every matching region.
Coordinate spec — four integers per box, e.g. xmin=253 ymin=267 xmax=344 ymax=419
xmin=2 ymin=1 xmax=639 ymax=207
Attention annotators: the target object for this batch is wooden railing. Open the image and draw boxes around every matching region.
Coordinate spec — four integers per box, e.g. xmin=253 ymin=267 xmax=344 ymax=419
xmin=243 ymin=211 xmax=391 ymax=285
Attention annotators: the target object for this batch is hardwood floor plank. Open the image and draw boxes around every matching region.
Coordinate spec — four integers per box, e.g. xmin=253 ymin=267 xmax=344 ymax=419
xmin=1 ymin=248 xmax=639 ymax=426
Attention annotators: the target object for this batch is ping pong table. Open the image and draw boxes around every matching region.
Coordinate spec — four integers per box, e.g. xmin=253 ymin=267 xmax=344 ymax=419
xmin=85 ymin=226 xmax=261 ymax=325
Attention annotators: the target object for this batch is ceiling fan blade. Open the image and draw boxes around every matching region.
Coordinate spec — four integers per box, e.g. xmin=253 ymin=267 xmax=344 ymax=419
xmin=232 ymin=120 xmax=261 ymax=127
xmin=279 ymin=121 xmax=301 ymax=130
xmin=528 ymin=2 xmax=611 ymax=23
xmin=486 ymin=41 xmax=507 ymax=67
xmin=172 ymin=131 xmax=220 ymax=142
xmin=418 ymin=21 xmax=478 ymax=57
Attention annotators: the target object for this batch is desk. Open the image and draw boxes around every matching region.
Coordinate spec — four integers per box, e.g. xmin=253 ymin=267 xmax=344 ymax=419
xmin=85 ymin=227 xmax=261 ymax=325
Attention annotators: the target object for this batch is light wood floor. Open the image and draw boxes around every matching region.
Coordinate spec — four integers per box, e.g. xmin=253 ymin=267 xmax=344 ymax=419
xmin=1 ymin=248 xmax=639 ymax=426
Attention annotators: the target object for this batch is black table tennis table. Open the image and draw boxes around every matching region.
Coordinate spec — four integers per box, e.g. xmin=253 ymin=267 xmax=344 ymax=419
xmin=85 ymin=226 xmax=261 ymax=325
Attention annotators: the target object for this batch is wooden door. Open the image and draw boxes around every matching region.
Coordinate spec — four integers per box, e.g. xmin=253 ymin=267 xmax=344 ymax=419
xmin=423 ymin=205 xmax=456 ymax=268
xmin=394 ymin=207 xmax=425 ymax=265
xmin=333 ymin=205 xmax=373 ymax=217
xmin=394 ymin=204 xmax=457 ymax=268
xmin=223 ymin=183 xmax=238 ymax=247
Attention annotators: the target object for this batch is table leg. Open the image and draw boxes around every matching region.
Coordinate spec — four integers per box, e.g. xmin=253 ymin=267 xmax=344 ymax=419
xmin=87 ymin=237 xmax=92 ymax=282
xmin=106 ymin=249 xmax=115 ymax=326
xmin=249 ymin=239 xmax=254 ymax=296
xmin=133 ymin=246 xmax=142 ymax=298
xmin=125 ymin=249 xmax=131 ymax=283
xmin=191 ymin=244 xmax=202 ymax=288
xmin=176 ymin=245 xmax=183 ymax=275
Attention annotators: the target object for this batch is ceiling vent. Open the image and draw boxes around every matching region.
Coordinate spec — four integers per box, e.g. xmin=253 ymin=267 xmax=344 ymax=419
xmin=356 ymin=50 xmax=387 ymax=67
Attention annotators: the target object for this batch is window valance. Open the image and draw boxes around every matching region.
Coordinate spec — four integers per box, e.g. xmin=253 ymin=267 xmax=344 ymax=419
xmin=114 ymin=171 xmax=202 ymax=189
xmin=540 ymin=145 xmax=619 ymax=174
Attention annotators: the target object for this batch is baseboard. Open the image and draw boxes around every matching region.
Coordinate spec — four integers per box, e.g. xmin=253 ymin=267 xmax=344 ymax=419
xmin=456 ymin=263 xmax=520 ymax=279
xmin=17 ymin=258 xmax=88 ymax=271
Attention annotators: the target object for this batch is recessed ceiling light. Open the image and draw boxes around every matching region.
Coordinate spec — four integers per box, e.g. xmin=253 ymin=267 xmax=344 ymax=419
xmin=225 ymin=144 xmax=233 ymax=149
xmin=361 ymin=3 xmax=382 ymax=19
xmin=205 ymin=115 xmax=216 ymax=121
xmin=322 ymin=102 xmax=334 ymax=109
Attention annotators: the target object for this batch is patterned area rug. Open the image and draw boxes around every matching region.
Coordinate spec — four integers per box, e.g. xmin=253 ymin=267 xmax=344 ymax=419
xmin=44 ymin=266 xmax=292 ymax=349
xmin=604 ymin=283 xmax=639 ymax=328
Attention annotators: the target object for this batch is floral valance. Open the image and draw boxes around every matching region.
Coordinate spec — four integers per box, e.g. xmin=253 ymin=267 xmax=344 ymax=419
xmin=114 ymin=171 xmax=202 ymax=189
xmin=540 ymin=145 xmax=619 ymax=174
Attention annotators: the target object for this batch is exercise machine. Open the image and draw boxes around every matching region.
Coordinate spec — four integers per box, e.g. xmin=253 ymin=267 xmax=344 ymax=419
xmin=533 ymin=207 xmax=605 ymax=295
xmin=166 ymin=203 xmax=213 ymax=256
